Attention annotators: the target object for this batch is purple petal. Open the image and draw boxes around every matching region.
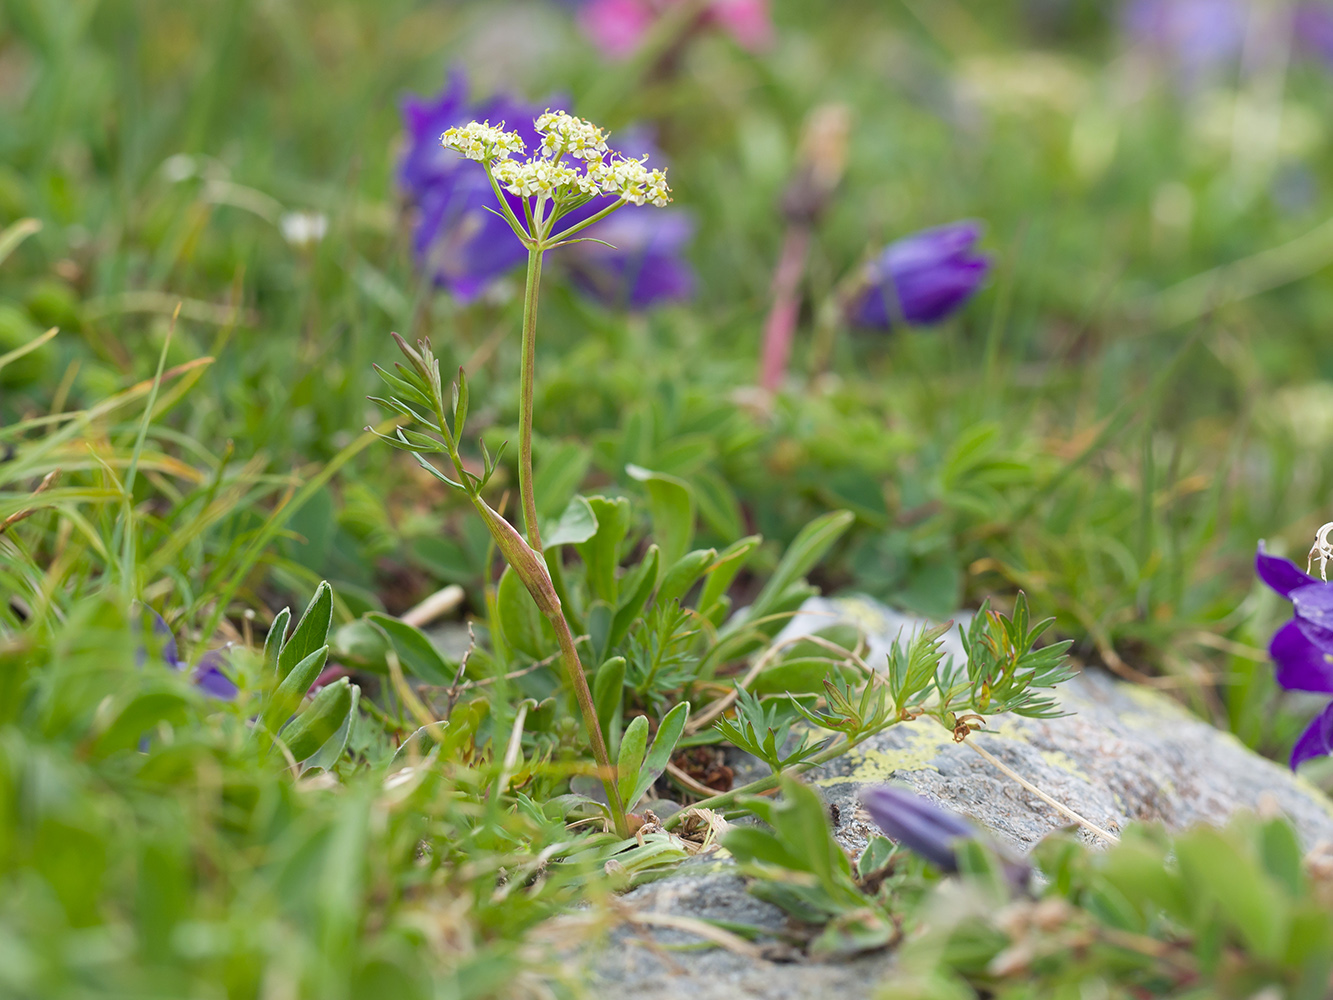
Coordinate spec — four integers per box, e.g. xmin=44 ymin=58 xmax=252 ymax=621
xmin=192 ymin=647 xmax=238 ymax=701
xmin=1255 ymin=543 xmax=1317 ymax=599
xmin=1295 ymin=4 xmax=1333 ymax=65
xmin=135 ymin=608 xmax=180 ymax=668
xmin=1291 ymin=699 xmax=1333 ymax=768
xmin=1291 ymin=583 xmax=1333 ymax=647
xmin=852 ymin=222 xmax=990 ymax=329
xmin=564 ymin=208 xmax=696 ymax=310
xmin=859 ymin=785 xmax=974 ymax=871
xmin=397 ymin=74 xmax=547 ymax=299
xmin=1123 ymin=0 xmax=1247 ymax=79
xmin=1271 ymin=620 xmax=1333 ymax=693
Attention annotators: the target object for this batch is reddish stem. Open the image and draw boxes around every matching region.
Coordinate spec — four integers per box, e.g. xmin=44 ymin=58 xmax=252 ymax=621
xmin=758 ymin=227 xmax=812 ymax=392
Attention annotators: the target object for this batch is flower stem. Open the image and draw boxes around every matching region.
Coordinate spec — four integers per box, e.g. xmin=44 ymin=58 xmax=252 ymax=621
xmin=518 ymin=244 xmax=544 ymax=552
xmin=551 ymin=610 xmax=629 ymax=837
xmin=548 ymin=198 xmax=624 ymax=244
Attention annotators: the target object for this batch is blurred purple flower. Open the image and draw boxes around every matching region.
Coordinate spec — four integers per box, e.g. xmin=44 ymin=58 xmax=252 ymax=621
xmin=860 ymin=785 xmax=973 ymax=871
xmin=567 ymin=208 xmax=696 ymax=309
xmin=137 ymin=608 xmax=179 ymax=668
xmin=1122 ymin=0 xmax=1248 ymax=79
xmin=1295 ymin=3 xmax=1333 ymax=65
xmin=192 ymin=647 xmax=240 ymax=700
xmin=137 ymin=608 xmax=238 ymax=700
xmin=398 ymin=72 xmax=536 ymax=302
xmin=850 ymin=222 xmax=990 ymax=330
xmin=570 ymin=0 xmax=773 ymax=60
xmin=1256 ymin=544 xmax=1333 ymax=768
xmin=860 ymin=785 xmax=1031 ymax=890
xmin=398 ymin=72 xmax=695 ymax=310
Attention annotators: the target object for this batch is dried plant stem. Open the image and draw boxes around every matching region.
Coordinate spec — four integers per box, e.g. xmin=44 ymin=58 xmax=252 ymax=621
xmin=665 ymin=761 xmax=721 ymax=798
xmin=620 ymin=910 xmax=763 ymax=960
xmin=964 ymin=737 xmax=1119 ymax=844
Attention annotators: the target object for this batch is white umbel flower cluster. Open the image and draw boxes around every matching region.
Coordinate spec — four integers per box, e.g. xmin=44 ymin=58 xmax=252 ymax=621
xmin=440 ymin=120 xmax=526 ymax=161
xmin=590 ymin=156 xmax=671 ymax=207
xmin=492 ymin=159 xmax=601 ymax=199
xmin=534 ymin=110 xmax=610 ymax=162
xmin=440 ymin=109 xmax=672 ymax=212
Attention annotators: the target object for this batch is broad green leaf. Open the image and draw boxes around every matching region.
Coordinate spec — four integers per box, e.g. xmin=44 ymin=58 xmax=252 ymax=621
xmin=692 ymin=468 xmax=744 ymax=540
xmin=593 ymin=656 xmax=626 ymax=750
xmin=699 ymin=535 xmax=761 ymax=616
xmin=586 ymin=601 xmax=613 ymax=665
xmin=1176 ymin=827 xmax=1288 ymax=961
xmin=277 ymin=582 xmax=333 ymax=680
xmin=495 ymin=566 xmax=556 ymax=660
xmin=857 ymin=835 xmax=896 ymax=879
xmin=775 ymin=775 xmax=854 ymax=895
xmin=366 ymin=613 xmax=455 ymax=685
xmin=723 ymin=827 xmax=808 ymax=872
xmin=330 ymin=619 xmax=390 ymax=671
xmin=1084 ymin=881 xmax=1145 ymax=933
xmin=263 ymin=607 xmax=292 ymax=671
xmin=617 ymin=715 xmax=649 ymax=805
xmin=1097 ymin=840 xmax=1188 ymax=922
xmin=744 ymin=512 xmax=853 ymax=628
xmin=656 ymin=548 xmax=716 ymax=609
xmin=629 ymin=702 xmax=690 ymax=807
xmin=544 ymin=495 xmax=599 ymax=548
xmin=1260 ymin=818 xmax=1304 ymax=897
xmin=607 ymin=546 xmax=658 ymax=652
xmin=751 ymin=656 xmax=846 ymax=696
xmin=256 ymin=645 xmax=329 ymax=750
xmin=302 ymin=683 xmax=361 ymax=773
xmin=627 ymin=464 xmax=695 ymax=577
xmin=576 ymin=496 xmax=631 ymax=604
xmin=281 ymin=678 xmax=354 ymax=763
xmin=809 ymin=910 xmax=897 ymax=960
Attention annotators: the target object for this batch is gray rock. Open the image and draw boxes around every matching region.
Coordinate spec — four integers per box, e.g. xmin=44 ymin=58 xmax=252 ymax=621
xmin=589 ymin=597 xmax=1333 ymax=999
xmin=590 ymin=865 xmax=897 ymax=999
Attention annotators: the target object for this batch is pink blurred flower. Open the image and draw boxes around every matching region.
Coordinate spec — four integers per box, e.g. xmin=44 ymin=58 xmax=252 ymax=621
xmin=575 ymin=0 xmax=773 ymax=59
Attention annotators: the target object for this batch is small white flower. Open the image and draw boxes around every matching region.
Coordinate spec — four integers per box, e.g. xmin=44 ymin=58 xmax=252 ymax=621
xmin=534 ymin=109 xmax=610 ymax=162
xmin=441 ymin=121 xmax=526 ymax=161
xmin=492 ymin=158 xmax=595 ymax=200
xmin=280 ymin=211 xmax=329 ymax=247
xmin=592 ymin=156 xmax=672 ymax=207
